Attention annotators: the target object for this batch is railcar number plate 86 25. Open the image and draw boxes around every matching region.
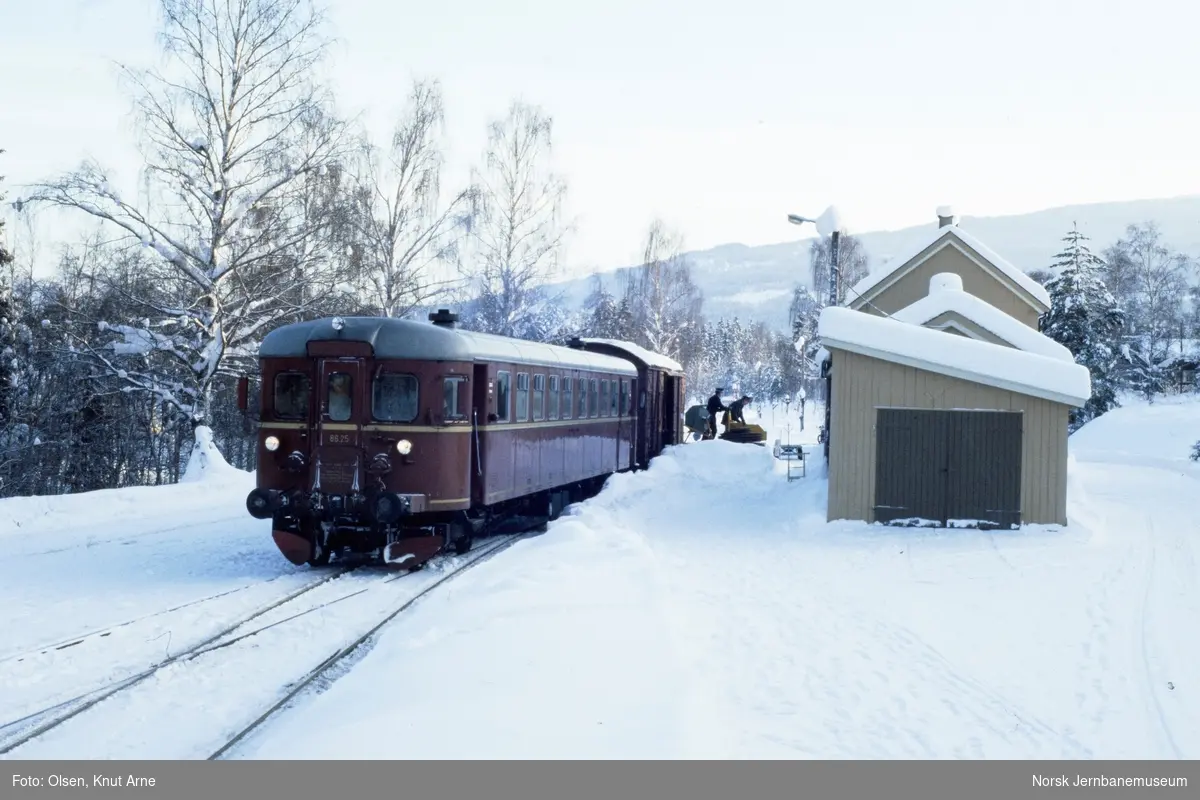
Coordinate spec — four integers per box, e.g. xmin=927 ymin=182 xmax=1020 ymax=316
xmin=327 ymin=432 xmax=353 ymax=445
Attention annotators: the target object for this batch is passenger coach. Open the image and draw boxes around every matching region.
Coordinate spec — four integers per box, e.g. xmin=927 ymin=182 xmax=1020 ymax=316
xmin=240 ymin=310 xmax=659 ymax=569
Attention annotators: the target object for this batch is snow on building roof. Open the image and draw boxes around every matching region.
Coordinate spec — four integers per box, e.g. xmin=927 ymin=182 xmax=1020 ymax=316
xmin=259 ymin=317 xmax=638 ymax=375
xmin=818 ymin=306 xmax=1091 ymax=407
xmin=848 ymin=222 xmax=1052 ymax=310
xmin=890 ymin=273 xmax=1074 ymax=363
xmin=577 ymin=338 xmax=684 ymax=373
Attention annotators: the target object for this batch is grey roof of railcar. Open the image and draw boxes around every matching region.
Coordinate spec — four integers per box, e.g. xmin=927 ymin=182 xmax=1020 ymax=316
xmin=259 ymin=316 xmax=639 ymax=375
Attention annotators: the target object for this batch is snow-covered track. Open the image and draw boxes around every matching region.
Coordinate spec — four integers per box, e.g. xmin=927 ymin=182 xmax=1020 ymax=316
xmin=0 ymin=563 xmax=361 ymax=756
xmin=208 ymin=532 xmax=526 ymax=760
xmin=0 ymin=577 xmax=286 ymax=666
xmin=0 ymin=534 xmax=525 ymax=759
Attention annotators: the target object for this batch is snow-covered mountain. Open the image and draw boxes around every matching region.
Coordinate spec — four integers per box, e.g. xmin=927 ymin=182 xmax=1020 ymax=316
xmin=543 ymin=195 xmax=1200 ymax=332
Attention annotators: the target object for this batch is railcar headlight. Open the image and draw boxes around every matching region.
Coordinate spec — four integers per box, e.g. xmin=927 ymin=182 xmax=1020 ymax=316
xmin=264 ymin=435 xmax=280 ymax=452
xmin=396 ymin=439 xmax=413 ymax=455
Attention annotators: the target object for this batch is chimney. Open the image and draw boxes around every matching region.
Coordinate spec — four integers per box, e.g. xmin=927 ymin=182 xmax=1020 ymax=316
xmin=428 ymin=308 xmax=458 ymax=329
xmin=936 ymin=205 xmax=957 ymax=228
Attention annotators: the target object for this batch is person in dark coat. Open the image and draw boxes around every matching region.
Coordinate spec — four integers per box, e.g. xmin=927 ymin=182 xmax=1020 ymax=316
xmin=728 ymin=395 xmax=752 ymax=425
xmin=706 ymin=388 xmax=727 ymax=437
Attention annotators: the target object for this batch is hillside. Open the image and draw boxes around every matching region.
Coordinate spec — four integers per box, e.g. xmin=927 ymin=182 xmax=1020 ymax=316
xmin=544 ymin=195 xmax=1200 ymax=332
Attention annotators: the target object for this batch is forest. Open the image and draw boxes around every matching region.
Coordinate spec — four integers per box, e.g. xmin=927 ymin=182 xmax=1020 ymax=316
xmin=1 ymin=0 xmax=1198 ymax=499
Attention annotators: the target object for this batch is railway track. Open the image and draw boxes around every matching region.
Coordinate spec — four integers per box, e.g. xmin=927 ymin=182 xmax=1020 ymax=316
xmin=0 ymin=563 xmax=368 ymax=756
xmin=0 ymin=533 xmax=526 ymax=759
xmin=208 ymin=532 xmax=526 ymax=760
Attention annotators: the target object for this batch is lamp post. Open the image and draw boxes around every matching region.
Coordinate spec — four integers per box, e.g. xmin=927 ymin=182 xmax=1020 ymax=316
xmin=787 ymin=213 xmax=840 ymax=307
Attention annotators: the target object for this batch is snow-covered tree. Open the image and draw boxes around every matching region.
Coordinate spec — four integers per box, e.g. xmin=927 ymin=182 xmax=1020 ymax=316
xmin=462 ymin=100 xmax=569 ymax=338
xmin=23 ymin=0 xmax=346 ymax=429
xmin=351 ymin=79 xmax=479 ymax=318
xmin=620 ymin=219 xmax=703 ymax=361
xmin=1041 ymin=225 xmax=1125 ymax=428
xmin=0 ymin=150 xmax=15 ymax=426
xmin=1102 ymin=222 xmax=1192 ymax=371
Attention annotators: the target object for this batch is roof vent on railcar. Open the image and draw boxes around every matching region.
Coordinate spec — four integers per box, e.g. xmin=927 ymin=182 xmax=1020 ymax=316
xmin=567 ymin=336 xmax=583 ymax=349
xmin=428 ymin=308 xmax=459 ymax=329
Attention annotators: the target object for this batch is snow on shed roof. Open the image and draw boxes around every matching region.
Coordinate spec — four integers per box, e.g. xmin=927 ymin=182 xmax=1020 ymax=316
xmin=578 ymin=338 xmax=684 ymax=373
xmin=259 ymin=317 xmax=637 ymax=375
xmin=849 ymin=224 xmax=1052 ymax=310
xmin=818 ymin=306 xmax=1091 ymax=407
xmin=889 ymin=273 xmax=1074 ymax=363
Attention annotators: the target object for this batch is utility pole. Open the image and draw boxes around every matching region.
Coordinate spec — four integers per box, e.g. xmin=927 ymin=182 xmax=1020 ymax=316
xmin=827 ymin=229 xmax=841 ymax=307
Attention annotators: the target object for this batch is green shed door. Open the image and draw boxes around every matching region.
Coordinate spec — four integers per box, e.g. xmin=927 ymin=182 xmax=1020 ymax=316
xmin=873 ymin=408 xmax=1023 ymax=529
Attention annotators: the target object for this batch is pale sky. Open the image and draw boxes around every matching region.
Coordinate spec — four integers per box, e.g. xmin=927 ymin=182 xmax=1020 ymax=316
xmin=3 ymin=0 xmax=1200 ymax=278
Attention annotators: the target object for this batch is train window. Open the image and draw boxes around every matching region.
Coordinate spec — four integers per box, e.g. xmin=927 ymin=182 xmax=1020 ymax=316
xmin=611 ymin=380 xmax=620 ymax=416
xmin=327 ymin=372 xmax=354 ymax=421
xmin=532 ymin=374 xmax=545 ymax=421
xmin=371 ymin=373 xmax=417 ymax=422
xmin=577 ymin=377 xmax=587 ymax=418
xmin=619 ymin=379 xmax=629 ymax=416
xmin=516 ymin=373 xmax=529 ymax=421
xmin=600 ymin=380 xmax=609 ymax=417
xmin=561 ymin=376 xmax=573 ymax=419
xmin=274 ymin=372 xmax=310 ymax=419
xmin=443 ymin=376 xmax=467 ymax=420
xmin=495 ymin=371 xmax=511 ymax=422
xmin=548 ymin=376 xmax=560 ymax=420
xmin=589 ymin=378 xmax=598 ymax=418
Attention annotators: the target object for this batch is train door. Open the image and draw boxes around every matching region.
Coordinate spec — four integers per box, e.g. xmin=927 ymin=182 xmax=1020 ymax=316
xmin=470 ymin=363 xmax=491 ymax=505
xmin=314 ymin=357 xmax=366 ymax=495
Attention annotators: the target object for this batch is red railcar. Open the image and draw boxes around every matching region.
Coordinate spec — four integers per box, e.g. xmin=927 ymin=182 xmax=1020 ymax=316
xmin=240 ymin=310 xmax=684 ymax=568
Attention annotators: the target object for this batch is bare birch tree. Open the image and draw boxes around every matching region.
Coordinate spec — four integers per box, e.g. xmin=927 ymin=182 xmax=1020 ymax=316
xmin=621 ymin=219 xmax=703 ymax=361
xmin=350 ymin=80 xmax=479 ymax=318
xmin=463 ymin=100 xmax=569 ymax=338
xmin=22 ymin=0 xmax=345 ymax=427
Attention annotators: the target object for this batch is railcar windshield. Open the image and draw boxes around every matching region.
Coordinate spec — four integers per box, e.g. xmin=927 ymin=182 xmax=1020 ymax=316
xmin=443 ymin=376 xmax=467 ymax=420
xmin=327 ymin=372 xmax=353 ymax=421
xmin=274 ymin=372 xmax=310 ymax=419
xmin=372 ymin=373 xmax=418 ymax=422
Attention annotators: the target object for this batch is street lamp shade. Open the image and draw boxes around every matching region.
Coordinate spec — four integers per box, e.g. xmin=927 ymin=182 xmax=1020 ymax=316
xmin=787 ymin=214 xmax=814 ymax=225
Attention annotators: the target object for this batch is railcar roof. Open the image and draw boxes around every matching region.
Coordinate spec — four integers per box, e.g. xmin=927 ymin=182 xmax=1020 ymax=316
xmin=578 ymin=338 xmax=685 ymax=374
xmin=259 ymin=316 xmax=638 ymax=375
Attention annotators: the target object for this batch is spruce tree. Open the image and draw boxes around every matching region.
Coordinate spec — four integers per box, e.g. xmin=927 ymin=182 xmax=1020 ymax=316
xmin=1041 ymin=224 xmax=1125 ymax=429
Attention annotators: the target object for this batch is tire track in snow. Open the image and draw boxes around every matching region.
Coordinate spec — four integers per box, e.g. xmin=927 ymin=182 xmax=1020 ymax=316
xmin=1137 ymin=516 xmax=1185 ymax=759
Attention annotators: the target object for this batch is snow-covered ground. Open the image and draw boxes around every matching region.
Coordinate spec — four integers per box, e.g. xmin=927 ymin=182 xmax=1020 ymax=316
xmin=1 ymin=398 xmax=1197 ymax=759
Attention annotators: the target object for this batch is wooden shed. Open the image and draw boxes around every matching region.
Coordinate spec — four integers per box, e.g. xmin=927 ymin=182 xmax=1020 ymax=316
xmin=817 ymin=299 xmax=1091 ymax=528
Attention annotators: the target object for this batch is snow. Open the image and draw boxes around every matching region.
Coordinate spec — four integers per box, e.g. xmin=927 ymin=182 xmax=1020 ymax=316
xmin=819 ymin=306 xmax=1091 ymax=406
xmin=936 ymin=205 xmax=956 ymax=218
xmin=889 ymin=273 xmax=1075 ymax=362
xmin=3 ymin=396 xmax=1199 ymax=759
xmin=578 ymin=337 xmax=683 ymax=373
xmin=181 ymin=426 xmax=246 ymax=484
xmin=850 ymin=224 xmax=1053 ymax=309
xmin=815 ymin=204 xmax=848 ymax=236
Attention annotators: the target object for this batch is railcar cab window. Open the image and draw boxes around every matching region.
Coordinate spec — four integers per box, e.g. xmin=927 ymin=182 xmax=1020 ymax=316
xmin=561 ymin=375 xmax=573 ymax=419
xmin=533 ymin=374 xmax=545 ymax=421
xmin=611 ymin=380 xmax=620 ymax=416
xmin=372 ymin=373 xmax=418 ymax=422
xmin=516 ymin=373 xmax=530 ymax=421
xmin=548 ymin=376 xmax=560 ymax=420
xmin=589 ymin=378 xmax=599 ymax=418
xmin=443 ymin=376 xmax=467 ymax=421
xmin=274 ymin=372 xmax=310 ymax=419
xmin=327 ymin=373 xmax=353 ymax=421
xmin=600 ymin=380 xmax=609 ymax=417
xmin=619 ymin=379 xmax=629 ymax=416
xmin=576 ymin=377 xmax=587 ymax=419
xmin=494 ymin=371 xmax=511 ymax=422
